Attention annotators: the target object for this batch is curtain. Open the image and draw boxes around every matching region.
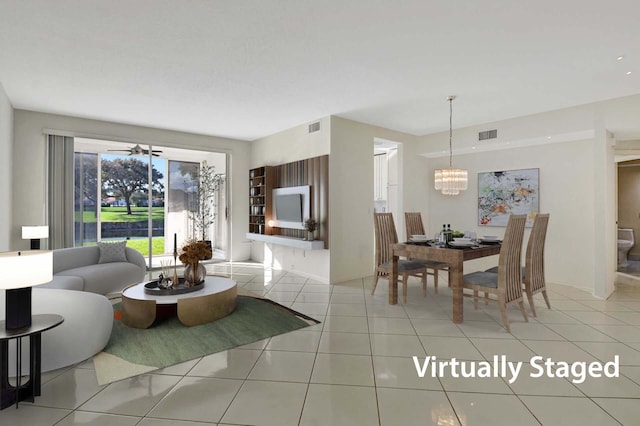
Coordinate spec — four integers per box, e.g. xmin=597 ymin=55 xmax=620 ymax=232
xmin=47 ymin=134 xmax=74 ymax=249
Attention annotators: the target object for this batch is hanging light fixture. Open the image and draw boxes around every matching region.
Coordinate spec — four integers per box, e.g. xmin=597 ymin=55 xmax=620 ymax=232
xmin=434 ymin=95 xmax=468 ymax=195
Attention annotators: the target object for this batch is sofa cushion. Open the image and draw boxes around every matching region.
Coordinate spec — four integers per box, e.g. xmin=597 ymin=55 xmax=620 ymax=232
xmin=463 ymin=271 xmax=499 ymax=288
xmin=61 ymin=262 xmax=143 ymax=294
xmin=98 ymin=241 xmax=128 ymax=264
xmin=53 ymin=246 xmax=101 ymax=274
xmin=39 ymin=274 xmax=84 ymax=291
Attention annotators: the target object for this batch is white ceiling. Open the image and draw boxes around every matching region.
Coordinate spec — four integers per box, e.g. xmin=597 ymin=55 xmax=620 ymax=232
xmin=0 ymin=0 xmax=639 ymax=141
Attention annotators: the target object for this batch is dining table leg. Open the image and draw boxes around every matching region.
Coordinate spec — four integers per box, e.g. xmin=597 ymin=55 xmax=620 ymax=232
xmin=450 ymin=263 xmax=464 ymax=324
xmin=389 ymin=252 xmax=399 ymax=304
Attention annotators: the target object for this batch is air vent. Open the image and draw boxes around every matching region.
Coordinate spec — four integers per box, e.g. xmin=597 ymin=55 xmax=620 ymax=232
xmin=308 ymin=122 xmax=321 ymax=133
xmin=478 ymin=129 xmax=497 ymax=141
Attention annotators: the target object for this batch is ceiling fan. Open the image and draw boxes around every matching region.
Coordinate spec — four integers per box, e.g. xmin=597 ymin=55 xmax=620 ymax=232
xmin=107 ymin=144 xmax=163 ymax=157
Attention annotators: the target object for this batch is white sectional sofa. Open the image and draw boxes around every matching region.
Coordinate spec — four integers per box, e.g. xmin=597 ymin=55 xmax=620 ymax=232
xmin=3 ymin=245 xmax=147 ymax=375
xmin=41 ymin=246 xmax=146 ymax=294
xmin=1 ymin=288 xmax=114 ymax=374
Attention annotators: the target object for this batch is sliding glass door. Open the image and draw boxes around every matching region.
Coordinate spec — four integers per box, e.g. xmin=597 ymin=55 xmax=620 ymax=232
xmin=73 ymin=138 xmax=228 ymax=268
xmin=74 ymin=152 xmax=99 ymax=247
xmin=166 ymin=160 xmax=198 ymax=255
xmin=99 ymin=152 xmax=164 ymax=261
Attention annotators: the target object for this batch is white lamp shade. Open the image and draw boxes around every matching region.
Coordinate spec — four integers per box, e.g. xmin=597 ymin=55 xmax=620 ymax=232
xmin=22 ymin=225 xmax=49 ymax=239
xmin=0 ymin=250 xmax=53 ymax=289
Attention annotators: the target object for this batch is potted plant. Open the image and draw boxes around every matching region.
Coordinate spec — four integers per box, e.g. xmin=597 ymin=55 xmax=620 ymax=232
xmin=179 ymin=238 xmax=212 ymax=285
xmin=185 ymin=161 xmax=225 ymax=259
xmin=303 ymin=218 xmax=318 ymax=241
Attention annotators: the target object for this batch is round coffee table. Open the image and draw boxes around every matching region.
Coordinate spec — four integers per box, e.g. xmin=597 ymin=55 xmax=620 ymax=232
xmin=121 ymin=276 xmax=237 ymax=328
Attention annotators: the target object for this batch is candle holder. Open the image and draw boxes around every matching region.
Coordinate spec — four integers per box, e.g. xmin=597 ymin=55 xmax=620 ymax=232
xmin=172 ymin=249 xmax=179 ymax=285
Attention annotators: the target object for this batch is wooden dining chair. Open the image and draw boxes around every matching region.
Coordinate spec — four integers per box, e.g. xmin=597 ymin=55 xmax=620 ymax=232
xmin=404 ymin=212 xmax=449 ymax=294
xmin=523 ymin=213 xmax=551 ymax=317
xmin=462 ymin=214 xmax=528 ymax=332
xmin=405 ymin=212 xmax=426 ymax=238
xmin=372 ymin=213 xmax=428 ymax=303
xmin=484 ymin=213 xmax=551 ymax=317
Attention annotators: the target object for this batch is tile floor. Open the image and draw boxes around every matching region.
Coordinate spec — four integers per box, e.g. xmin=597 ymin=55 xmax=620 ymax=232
xmin=2 ymin=262 xmax=640 ymax=425
xmin=618 ymin=260 xmax=640 ymax=277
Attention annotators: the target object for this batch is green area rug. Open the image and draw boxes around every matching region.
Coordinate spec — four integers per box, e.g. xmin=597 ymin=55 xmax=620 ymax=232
xmin=93 ymin=295 xmax=318 ymax=385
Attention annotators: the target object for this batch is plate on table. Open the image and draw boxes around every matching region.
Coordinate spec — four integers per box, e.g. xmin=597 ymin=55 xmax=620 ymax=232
xmin=453 ymin=238 xmax=472 ymax=244
xmin=478 ymin=238 xmax=501 ymax=244
xmin=410 ymin=235 xmax=429 ymax=242
xmin=407 ymin=240 xmax=433 ymax=246
xmin=448 ymin=241 xmax=475 ymax=247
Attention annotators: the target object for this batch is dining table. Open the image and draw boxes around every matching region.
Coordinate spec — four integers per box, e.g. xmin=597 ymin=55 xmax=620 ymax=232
xmin=390 ymin=241 xmax=501 ymax=324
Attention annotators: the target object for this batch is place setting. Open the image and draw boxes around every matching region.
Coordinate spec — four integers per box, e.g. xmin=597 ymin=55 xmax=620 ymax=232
xmin=445 ymin=234 xmax=502 ymax=249
xmin=406 ymin=234 xmax=434 ymax=245
xmin=477 ymin=235 xmax=502 ymax=244
xmin=447 ymin=237 xmax=476 ymax=248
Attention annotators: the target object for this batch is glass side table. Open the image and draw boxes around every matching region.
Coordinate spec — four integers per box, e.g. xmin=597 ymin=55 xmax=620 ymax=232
xmin=0 ymin=314 xmax=64 ymax=409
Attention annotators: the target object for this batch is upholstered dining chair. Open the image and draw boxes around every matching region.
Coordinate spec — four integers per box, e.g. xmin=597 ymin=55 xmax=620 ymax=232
xmin=404 ymin=212 xmax=449 ymax=294
xmin=372 ymin=213 xmax=428 ymax=303
xmin=462 ymin=214 xmax=528 ymax=332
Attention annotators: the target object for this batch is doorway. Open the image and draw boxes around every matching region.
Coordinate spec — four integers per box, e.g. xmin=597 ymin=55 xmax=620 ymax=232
xmin=616 ymin=159 xmax=640 ymax=278
xmin=374 ymin=138 xmax=401 ymax=236
xmin=74 ymin=138 xmax=229 ymax=268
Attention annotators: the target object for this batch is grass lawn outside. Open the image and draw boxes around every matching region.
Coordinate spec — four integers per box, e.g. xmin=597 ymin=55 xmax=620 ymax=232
xmin=76 ymin=210 xmax=99 ymax=223
xmin=76 ymin=206 xmax=167 ymax=256
xmin=126 ymin=237 xmax=165 ymax=256
xmin=83 ymin=237 xmax=166 ymax=256
xmin=102 ymin=206 xmax=165 ymax=222
xmin=76 ymin=206 xmax=165 ymax=223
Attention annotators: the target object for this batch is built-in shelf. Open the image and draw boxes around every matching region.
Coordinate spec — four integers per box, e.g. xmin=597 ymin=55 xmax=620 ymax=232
xmin=249 ymin=166 xmax=274 ymax=235
xmin=246 ymin=233 xmax=325 ymax=250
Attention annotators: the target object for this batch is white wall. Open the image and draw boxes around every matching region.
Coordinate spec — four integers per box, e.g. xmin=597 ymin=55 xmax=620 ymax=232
xmin=12 ymin=110 xmax=252 ymax=261
xmin=251 ymin=117 xmax=331 ymax=166
xmin=237 ymin=93 xmax=634 ymax=291
xmin=424 ymin=140 xmax=596 ymax=291
xmin=329 ymin=117 xmax=418 ymax=283
xmin=0 ymin=83 xmax=12 ymax=250
xmin=249 ymin=117 xmax=331 ymax=282
xmin=249 ymin=116 xmax=419 ymax=284
xmin=409 ymin=98 xmax=636 ymax=296
xmin=591 ymin=126 xmax=616 ymax=298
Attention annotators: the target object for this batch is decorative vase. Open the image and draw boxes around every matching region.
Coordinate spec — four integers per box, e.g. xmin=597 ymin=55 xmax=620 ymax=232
xmin=184 ymin=262 xmax=207 ymax=285
xmin=307 ymin=231 xmax=314 ymax=241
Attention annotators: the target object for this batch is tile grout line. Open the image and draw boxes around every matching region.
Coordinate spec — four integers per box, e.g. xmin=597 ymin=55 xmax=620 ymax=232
xmin=405 ymin=273 xmax=463 ymax=425
xmin=9 ymin=264 xmax=640 ymax=426
xmin=294 ymin=276 xmax=330 ymax=426
xmin=361 ymin=277 xmax=383 ymax=426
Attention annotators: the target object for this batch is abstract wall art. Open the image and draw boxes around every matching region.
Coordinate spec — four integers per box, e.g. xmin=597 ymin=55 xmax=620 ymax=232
xmin=478 ymin=168 xmax=539 ymax=227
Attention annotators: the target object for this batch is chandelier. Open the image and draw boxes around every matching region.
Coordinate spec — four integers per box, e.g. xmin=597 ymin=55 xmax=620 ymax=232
xmin=434 ymin=95 xmax=468 ymax=195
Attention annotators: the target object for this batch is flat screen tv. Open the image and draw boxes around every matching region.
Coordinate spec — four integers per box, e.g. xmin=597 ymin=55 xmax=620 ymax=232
xmin=275 ymin=194 xmax=302 ymax=222
xmin=272 ymin=185 xmax=310 ymax=230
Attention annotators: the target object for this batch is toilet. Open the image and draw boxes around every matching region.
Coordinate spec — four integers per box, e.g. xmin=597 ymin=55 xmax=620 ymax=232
xmin=618 ymin=228 xmax=635 ymax=267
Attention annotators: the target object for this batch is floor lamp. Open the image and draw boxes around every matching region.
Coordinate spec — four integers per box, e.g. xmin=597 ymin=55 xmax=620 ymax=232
xmin=0 ymin=251 xmax=53 ymax=330
xmin=21 ymin=226 xmax=49 ymax=250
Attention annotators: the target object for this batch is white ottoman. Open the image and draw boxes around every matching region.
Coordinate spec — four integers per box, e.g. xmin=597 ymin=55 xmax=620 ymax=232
xmin=1 ymin=288 xmax=113 ymax=375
